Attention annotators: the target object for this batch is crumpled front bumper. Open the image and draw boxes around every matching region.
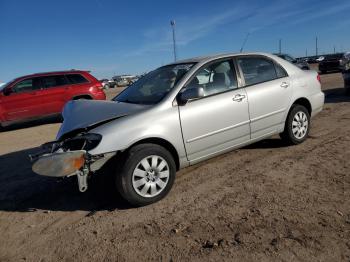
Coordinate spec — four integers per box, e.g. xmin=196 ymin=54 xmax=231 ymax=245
xmin=30 ymin=141 xmax=116 ymax=192
xmin=32 ymin=150 xmax=86 ymax=178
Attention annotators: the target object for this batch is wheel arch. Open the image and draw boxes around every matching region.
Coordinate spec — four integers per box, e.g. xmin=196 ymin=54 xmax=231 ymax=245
xmin=72 ymin=94 xmax=93 ymax=100
xmin=128 ymin=137 xmax=180 ymax=171
xmin=290 ymin=97 xmax=312 ymax=115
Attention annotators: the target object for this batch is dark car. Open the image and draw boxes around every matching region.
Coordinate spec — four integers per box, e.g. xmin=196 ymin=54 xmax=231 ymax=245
xmin=275 ymin=53 xmax=310 ymax=70
xmin=318 ymin=53 xmax=344 ymax=74
xmin=342 ymin=52 xmax=350 ymax=94
xmin=0 ymin=70 xmax=106 ymax=127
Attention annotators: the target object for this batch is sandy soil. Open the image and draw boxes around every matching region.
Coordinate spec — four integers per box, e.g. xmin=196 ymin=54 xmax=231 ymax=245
xmin=0 ymin=73 xmax=349 ymax=261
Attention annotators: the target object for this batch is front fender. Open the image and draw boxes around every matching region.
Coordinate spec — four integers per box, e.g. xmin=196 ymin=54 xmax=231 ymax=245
xmin=88 ymin=105 xmax=187 ymax=165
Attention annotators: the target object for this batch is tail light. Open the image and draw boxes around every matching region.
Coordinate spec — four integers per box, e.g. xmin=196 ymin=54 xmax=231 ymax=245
xmin=317 ymin=74 xmax=321 ymax=84
xmin=95 ymin=83 xmax=104 ymax=90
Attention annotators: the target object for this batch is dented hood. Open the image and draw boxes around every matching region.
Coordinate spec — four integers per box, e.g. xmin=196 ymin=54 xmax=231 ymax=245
xmin=57 ymin=100 xmax=150 ymax=139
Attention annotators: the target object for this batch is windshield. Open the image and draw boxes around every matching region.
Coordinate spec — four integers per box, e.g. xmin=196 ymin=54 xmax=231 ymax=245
xmin=114 ymin=63 xmax=194 ymax=105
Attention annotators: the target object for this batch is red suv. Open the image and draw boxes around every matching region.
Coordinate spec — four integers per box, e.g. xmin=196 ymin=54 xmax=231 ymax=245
xmin=0 ymin=70 xmax=106 ymax=127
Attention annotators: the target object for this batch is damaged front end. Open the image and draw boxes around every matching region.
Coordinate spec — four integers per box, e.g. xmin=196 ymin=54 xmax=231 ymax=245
xmin=30 ymin=132 xmax=115 ymax=192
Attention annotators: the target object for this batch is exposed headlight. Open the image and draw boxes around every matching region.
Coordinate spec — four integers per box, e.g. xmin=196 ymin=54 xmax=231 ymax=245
xmin=61 ymin=133 xmax=102 ymax=151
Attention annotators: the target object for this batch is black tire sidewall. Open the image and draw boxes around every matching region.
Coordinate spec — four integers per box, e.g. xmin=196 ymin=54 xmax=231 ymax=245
xmin=285 ymin=105 xmax=310 ymax=145
xmin=115 ymin=144 xmax=176 ymax=206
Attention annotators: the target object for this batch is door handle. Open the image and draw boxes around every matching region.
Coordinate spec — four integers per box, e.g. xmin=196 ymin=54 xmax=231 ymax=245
xmin=280 ymin=82 xmax=289 ymax=88
xmin=232 ymin=94 xmax=246 ymax=102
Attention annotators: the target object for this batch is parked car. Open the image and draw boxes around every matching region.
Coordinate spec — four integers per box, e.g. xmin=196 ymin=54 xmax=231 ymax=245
xmin=99 ymin=79 xmax=110 ymax=89
xmin=275 ymin=53 xmax=310 ymax=70
xmin=318 ymin=53 xmax=344 ymax=74
xmin=31 ymin=53 xmax=324 ymax=206
xmin=108 ymin=79 xmax=117 ymax=88
xmin=341 ymin=52 xmax=350 ymax=94
xmin=113 ymin=75 xmax=138 ymax=86
xmin=316 ymin=56 xmax=325 ymax=62
xmin=0 ymin=70 xmax=106 ymax=127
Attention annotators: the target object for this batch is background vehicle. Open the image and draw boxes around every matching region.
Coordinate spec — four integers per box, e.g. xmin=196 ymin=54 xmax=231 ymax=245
xmin=318 ymin=53 xmax=344 ymax=74
xmin=32 ymin=53 xmax=324 ymax=206
xmin=112 ymin=75 xmax=138 ymax=86
xmin=99 ymin=79 xmax=110 ymax=89
xmin=316 ymin=56 xmax=325 ymax=62
xmin=275 ymin=53 xmax=310 ymax=70
xmin=342 ymin=52 xmax=350 ymax=94
xmin=0 ymin=70 xmax=106 ymax=127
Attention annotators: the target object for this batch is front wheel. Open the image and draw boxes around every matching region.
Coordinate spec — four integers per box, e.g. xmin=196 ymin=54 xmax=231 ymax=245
xmin=280 ymin=105 xmax=310 ymax=145
xmin=115 ymin=144 xmax=176 ymax=206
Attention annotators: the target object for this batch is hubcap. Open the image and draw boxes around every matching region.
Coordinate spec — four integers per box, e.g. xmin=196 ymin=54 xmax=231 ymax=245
xmin=132 ymin=155 xmax=170 ymax=198
xmin=292 ymin=111 xmax=308 ymax=139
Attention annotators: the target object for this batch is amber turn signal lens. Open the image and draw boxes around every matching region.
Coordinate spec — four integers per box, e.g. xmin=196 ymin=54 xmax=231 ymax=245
xmin=73 ymin=155 xmax=85 ymax=170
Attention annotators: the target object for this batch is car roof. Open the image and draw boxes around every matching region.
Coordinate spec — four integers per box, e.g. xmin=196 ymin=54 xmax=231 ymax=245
xmin=166 ymin=52 xmax=276 ymax=66
xmin=18 ymin=70 xmax=90 ymax=79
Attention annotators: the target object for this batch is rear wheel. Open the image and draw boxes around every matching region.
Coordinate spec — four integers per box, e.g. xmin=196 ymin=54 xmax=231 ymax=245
xmin=280 ymin=105 xmax=310 ymax=145
xmin=115 ymin=144 xmax=176 ymax=206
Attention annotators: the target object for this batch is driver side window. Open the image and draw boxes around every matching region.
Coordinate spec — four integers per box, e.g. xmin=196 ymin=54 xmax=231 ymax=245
xmin=187 ymin=59 xmax=238 ymax=96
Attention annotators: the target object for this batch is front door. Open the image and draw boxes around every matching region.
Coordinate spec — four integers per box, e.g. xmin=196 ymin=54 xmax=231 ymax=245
xmin=1 ymin=77 xmax=45 ymax=122
xmin=178 ymin=59 xmax=250 ymax=163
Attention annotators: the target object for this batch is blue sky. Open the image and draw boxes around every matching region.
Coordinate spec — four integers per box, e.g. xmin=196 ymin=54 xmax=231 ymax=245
xmin=0 ymin=0 xmax=350 ymax=81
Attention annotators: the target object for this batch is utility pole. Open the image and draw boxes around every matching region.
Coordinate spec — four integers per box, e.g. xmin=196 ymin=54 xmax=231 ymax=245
xmin=279 ymin=39 xmax=282 ymax=54
xmin=316 ymin=37 xmax=318 ymax=56
xmin=306 ymin=48 xmax=308 ymax=57
xmin=170 ymin=20 xmax=177 ymax=62
xmin=334 ymin=45 xmax=336 ymax=54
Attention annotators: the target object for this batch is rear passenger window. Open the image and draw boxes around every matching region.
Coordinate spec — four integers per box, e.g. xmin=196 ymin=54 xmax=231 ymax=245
xmin=275 ymin=63 xmax=288 ymax=78
xmin=66 ymin=74 xmax=89 ymax=84
xmin=237 ymin=57 xmax=279 ymax=85
xmin=41 ymin=75 xmax=68 ymax=88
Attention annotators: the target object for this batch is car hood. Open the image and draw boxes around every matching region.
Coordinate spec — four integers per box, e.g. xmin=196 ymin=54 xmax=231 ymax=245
xmin=57 ymin=100 xmax=151 ymax=139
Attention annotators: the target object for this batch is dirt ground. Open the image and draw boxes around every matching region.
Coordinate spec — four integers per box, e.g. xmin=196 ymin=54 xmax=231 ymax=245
xmin=0 ymin=72 xmax=349 ymax=261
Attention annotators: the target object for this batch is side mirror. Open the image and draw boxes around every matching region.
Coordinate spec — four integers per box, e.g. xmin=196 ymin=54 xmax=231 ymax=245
xmin=2 ymin=88 xmax=12 ymax=96
xmin=178 ymin=87 xmax=205 ymax=104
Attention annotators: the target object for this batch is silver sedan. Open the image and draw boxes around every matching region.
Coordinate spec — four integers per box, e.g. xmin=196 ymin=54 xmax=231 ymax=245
xmin=32 ymin=52 xmax=325 ymax=206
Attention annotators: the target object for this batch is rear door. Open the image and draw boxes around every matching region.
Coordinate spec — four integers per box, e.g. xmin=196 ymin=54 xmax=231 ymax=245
xmin=236 ymin=55 xmax=292 ymax=139
xmin=40 ymin=75 xmax=69 ymax=115
xmin=178 ymin=58 xmax=250 ymax=163
xmin=65 ymin=73 xmax=91 ymax=98
xmin=1 ymin=77 xmax=45 ymax=121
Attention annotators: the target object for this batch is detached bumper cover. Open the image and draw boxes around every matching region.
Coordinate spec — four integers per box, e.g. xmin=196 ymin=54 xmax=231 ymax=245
xmin=32 ymin=150 xmax=86 ymax=177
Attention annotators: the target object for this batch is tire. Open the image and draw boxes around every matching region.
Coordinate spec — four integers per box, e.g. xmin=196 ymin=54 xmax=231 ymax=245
xmin=280 ymin=105 xmax=310 ymax=145
xmin=104 ymin=84 xmax=110 ymax=90
xmin=115 ymin=143 xmax=176 ymax=206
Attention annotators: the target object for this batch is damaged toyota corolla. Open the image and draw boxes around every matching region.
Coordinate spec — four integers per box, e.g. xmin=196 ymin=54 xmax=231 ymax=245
xmin=31 ymin=53 xmax=324 ymax=206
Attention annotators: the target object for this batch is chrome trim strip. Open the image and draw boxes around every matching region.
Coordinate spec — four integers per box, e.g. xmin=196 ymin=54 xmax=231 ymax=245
xmin=186 ymin=120 xmax=250 ymax=143
xmin=250 ymin=108 xmax=285 ymax=123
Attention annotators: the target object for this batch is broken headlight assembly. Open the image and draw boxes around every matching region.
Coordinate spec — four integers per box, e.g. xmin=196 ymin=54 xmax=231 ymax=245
xmin=60 ymin=133 xmax=102 ymax=152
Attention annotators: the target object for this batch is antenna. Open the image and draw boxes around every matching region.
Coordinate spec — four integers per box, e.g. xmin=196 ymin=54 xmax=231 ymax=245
xmin=240 ymin=32 xmax=250 ymax=53
xmin=279 ymin=39 xmax=282 ymax=54
xmin=170 ymin=20 xmax=177 ymax=61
